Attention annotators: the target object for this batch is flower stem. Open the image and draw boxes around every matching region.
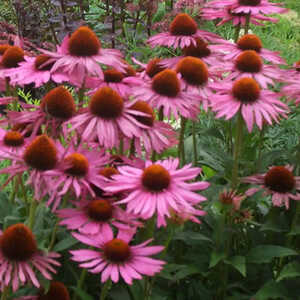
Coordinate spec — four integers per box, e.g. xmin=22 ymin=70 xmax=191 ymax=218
xmin=192 ymin=121 xmax=197 ymax=166
xmin=256 ymin=125 xmax=265 ymax=172
xmin=244 ymin=14 xmax=251 ymax=34
xmin=234 ymin=23 xmax=241 ymax=43
xmin=73 ymin=269 xmax=87 ymax=300
xmin=129 ymin=138 xmax=135 ymax=157
xmin=231 ymin=112 xmax=244 ymax=189
xmin=99 ymin=280 xmax=112 ymax=300
xmin=28 ymin=199 xmax=38 ymax=230
xmin=178 ymin=117 xmax=187 ymax=167
xmin=0 ymin=287 xmax=9 ymax=300
xmin=119 ymin=138 xmax=124 ymax=155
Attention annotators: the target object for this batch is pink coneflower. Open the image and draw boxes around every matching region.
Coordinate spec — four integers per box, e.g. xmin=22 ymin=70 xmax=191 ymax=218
xmin=210 ymin=77 xmax=289 ymax=132
xmin=57 ymin=197 xmax=141 ymax=235
xmin=202 ymin=5 xmax=278 ymax=26
xmin=148 ymin=13 xmax=221 ymax=49
xmin=211 ymin=34 xmax=285 ymax=65
xmin=0 ymin=224 xmax=60 ymax=291
xmin=45 ymin=143 xmax=110 ymax=210
xmin=71 ymin=227 xmax=165 ymax=284
xmin=219 ymin=189 xmax=245 ymax=210
xmin=105 ymin=158 xmax=210 ymax=226
xmin=87 ymin=64 xmax=139 ymax=98
xmin=4 ymin=55 xmax=69 ymax=87
xmin=7 ymin=86 xmax=76 ymax=138
xmin=14 ymin=281 xmax=69 ymax=300
xmin=68 ymin=87 xmax=147 ymax=148
xmin=168 ymin=205 xmax=206 ymax=226
xmin=0 ymin=128 xmax=28 ymax=157
xmin=215 ymin=50 xmax=283 ymax=88
xmin=40 ymin=26 xmax=125 ymax=85
xmin=243 ymin=165 xmax=300 ymax=209
xmin=281 ymin=80 xmax=300 ymax=106
xmin=126 ymin=100 xmax=177 ymax=155
xmin=132 ymin=69 xmax=200 ymax=119
xmin=0 ymin=135 xmax=58 ymax=200
xmin=161 ymin=37 xmax=223 ymax=69
xmin=175 ymin=56 xmax=214 ymax=111
xmin=229 ymin=0 xmax=287 ymax=15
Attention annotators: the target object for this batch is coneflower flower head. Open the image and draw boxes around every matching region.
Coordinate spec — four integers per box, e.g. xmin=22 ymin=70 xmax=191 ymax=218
xmin=1 ymin=46 xmax=24 ymax=68
xmin=41 ymin=86 xmax=76 ymax=120
xmin=23 ymin=135 xmax=57 ymax=171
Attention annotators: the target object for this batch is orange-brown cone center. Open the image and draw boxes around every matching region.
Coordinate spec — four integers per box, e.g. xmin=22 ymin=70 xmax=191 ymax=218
xmin=130 ymin=100 xmax=155 ymax=127
xmin=0 ymin=223 xmax=37 ymax=261
xmin=296 ymin=60 xmax=300 ymax=72
xmin=34 ymin=54 xmax=55 ymax=71
xmin=68 ymin=26 xmax=101 ymax=57
xmin=235 ymin=50 xmax=263 ymax=73
xmin=232 ymin=77 xmax=260 ymax=103
xmin=264 ymin=166 xmax=295 ymax=193
xmin=152 ymin=69 xmax=180 ymax=97
xmin=41 ymin=86 xmax=76 ymax=120
xmin=0 ymin=44 xmax=11 ymax=55
xmin=183 ymin=38 xmax=211 ymax=58
xmin=169 ymin=13 xmax=198 ymax=36
xmin=3 ymin=131 xmax=24 ymax=147
xmin=239 ymin=0 xmax=261 ymax=5
xmin=104 ymin=68 xmax=124 ymax=83
xmin=89 ymin=87 xmax=124 ymax=119
xmin=237 ymin=34 xmax=262 ymax=52
xmin=99 ymin=167 xmax=119 ymax=179
xmin=104 ymin=238 xmax=130 ymax=262
xmin=64 ymin=153 xmax=89 ymax=177
xmin=38 ymin=281 xmax=70 ymax=300
xmin=23 ymin=135 xmax=57 ymax=171
xmin=176 ymin=56 xmax=208 ymax=86
xmin=146 ymin=58 xmax=165 ymax=78
xmin=86 ymin=199 xmax=113 ymax=222
xmin=142 ymin=164 xmax=171 ymax=192
xmin=124 ymin=64 xmax=136 ymax=77
xmin=1 ymin=46 xmax=24 ymax=68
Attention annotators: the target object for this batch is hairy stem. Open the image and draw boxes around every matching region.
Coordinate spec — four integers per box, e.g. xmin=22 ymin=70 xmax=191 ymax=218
xmin=192 ymin=121 xmax=198 ymax=166
xmin=178 ymin=117 xmax=187 ymax=167
xmin=99 ymin=280 xmax=112 ymax=300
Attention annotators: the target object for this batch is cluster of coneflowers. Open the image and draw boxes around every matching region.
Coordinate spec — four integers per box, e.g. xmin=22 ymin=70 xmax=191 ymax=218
xmin=0 ymin=0 xmax=299 ymax=298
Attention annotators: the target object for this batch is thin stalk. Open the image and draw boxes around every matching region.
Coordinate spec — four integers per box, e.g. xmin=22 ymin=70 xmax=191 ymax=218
xmin=28 ymin=199 xmax=38 ymax=230
xmin=178 ymin=117 xmax=187 ymax=167
xmin=244 ymin=14 xmax=251 ymax=34
xmin=99 ymin=280 xmax=112 ymax=300
xmin=192 ymin=121 xmax=197 ymax=166
xmin=17 ymin=174 xmax=28 ymax=204
xmin=0 ymin=287 xmax=9 ymax=300
xmin=73 ymin=269 xmax=87 ymax=300
xmin=158 ymin=107 xmax=164 ymax=121
xmin=111 ymin=0 xmax=116 ymax=48
xmin=231 ymin=112 xmax=244 ymax=189
xmin=146 ymin=2 xmax=152 ymax=37
xmin=5 ymin=78 xmax=11 ymax=97
xmin=119 ymin=138 xmax=124 ymax=155
xmin=48 ymin=194 xmax=69 ymax=251
xmin=9 ymin=177 xmax=18 ymax=204
xmin=256 ymin=125 xmax=265 ymax=172
xmin=134 ymin=10 xmax=141 ymax=35
xmin=129 ymin=138 xmax=135 ymax=157
xmin=233 ymin=23 xmax=241 ymax=43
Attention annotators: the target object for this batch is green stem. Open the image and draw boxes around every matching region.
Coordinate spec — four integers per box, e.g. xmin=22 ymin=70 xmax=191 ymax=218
xmin=5 ymin=78 xmax=11 ymax=97
xmin=119 ymin=138 xmax=124 ymax=155
xmin=158 ymin=107 xmax=164 ymax=121
xmin=0 ymin=286 xmax=9 ymax=300
xmin=48 ymin=194 xmax=69 ymax=251
xmin=73 ymin=269 xmax=87 ymax=300
xmin=99 ymin=280 xmax=112 ymax=300
xmin=231 ymin=112 xmax=244 ymax=189
xmin=178 ymin=117 xmax=187 ymax=167
xmin=234 ymin=23 xmax=241 ymax=43
xmin=244 ymin=14 xmax=251 ymax=34
xmin=192 ymin=121 xmax=197 ymax=166
xmin=129 ymin=138 xmax=135 ymax=157
xmin=9 ymin=177 xmax=18 ymax=204
xmin=28 ymin=199 xmax=38 ymax=230
xmin=17 ymin=174 xmax=28 ymax=204
xmin=256 ymin=125 xmax=265 ymax=172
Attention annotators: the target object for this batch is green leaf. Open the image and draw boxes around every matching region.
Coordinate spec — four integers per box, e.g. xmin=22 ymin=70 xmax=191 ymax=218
xmin=247 ymin=245 xmax=298 ymax=264
xmin=53 ymin=235 xmax=78 ymax=252
xmin=209 ymin=250 xmax=226 ymax=268
xmin=276 ymin=261 xmax=300 ymax=282
xmin=174 ymin=265 xmax=200 ymax=280
xmin=225 ymin=256 xmax=246 ymax=277
xmin=152 ymin=2 xmax=165 ymax=23
xmin=287 ymin=224 xmax=300 ymax=236
xmin=254 ymin=280 xmax=289 ymax=300
xmin=70 ymin=287 xmax=93 ymax=300
xmin=173 ymin=231 xmax=212 ymax=245
xmin=201 ymin=165 xmax=216 ymax=179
